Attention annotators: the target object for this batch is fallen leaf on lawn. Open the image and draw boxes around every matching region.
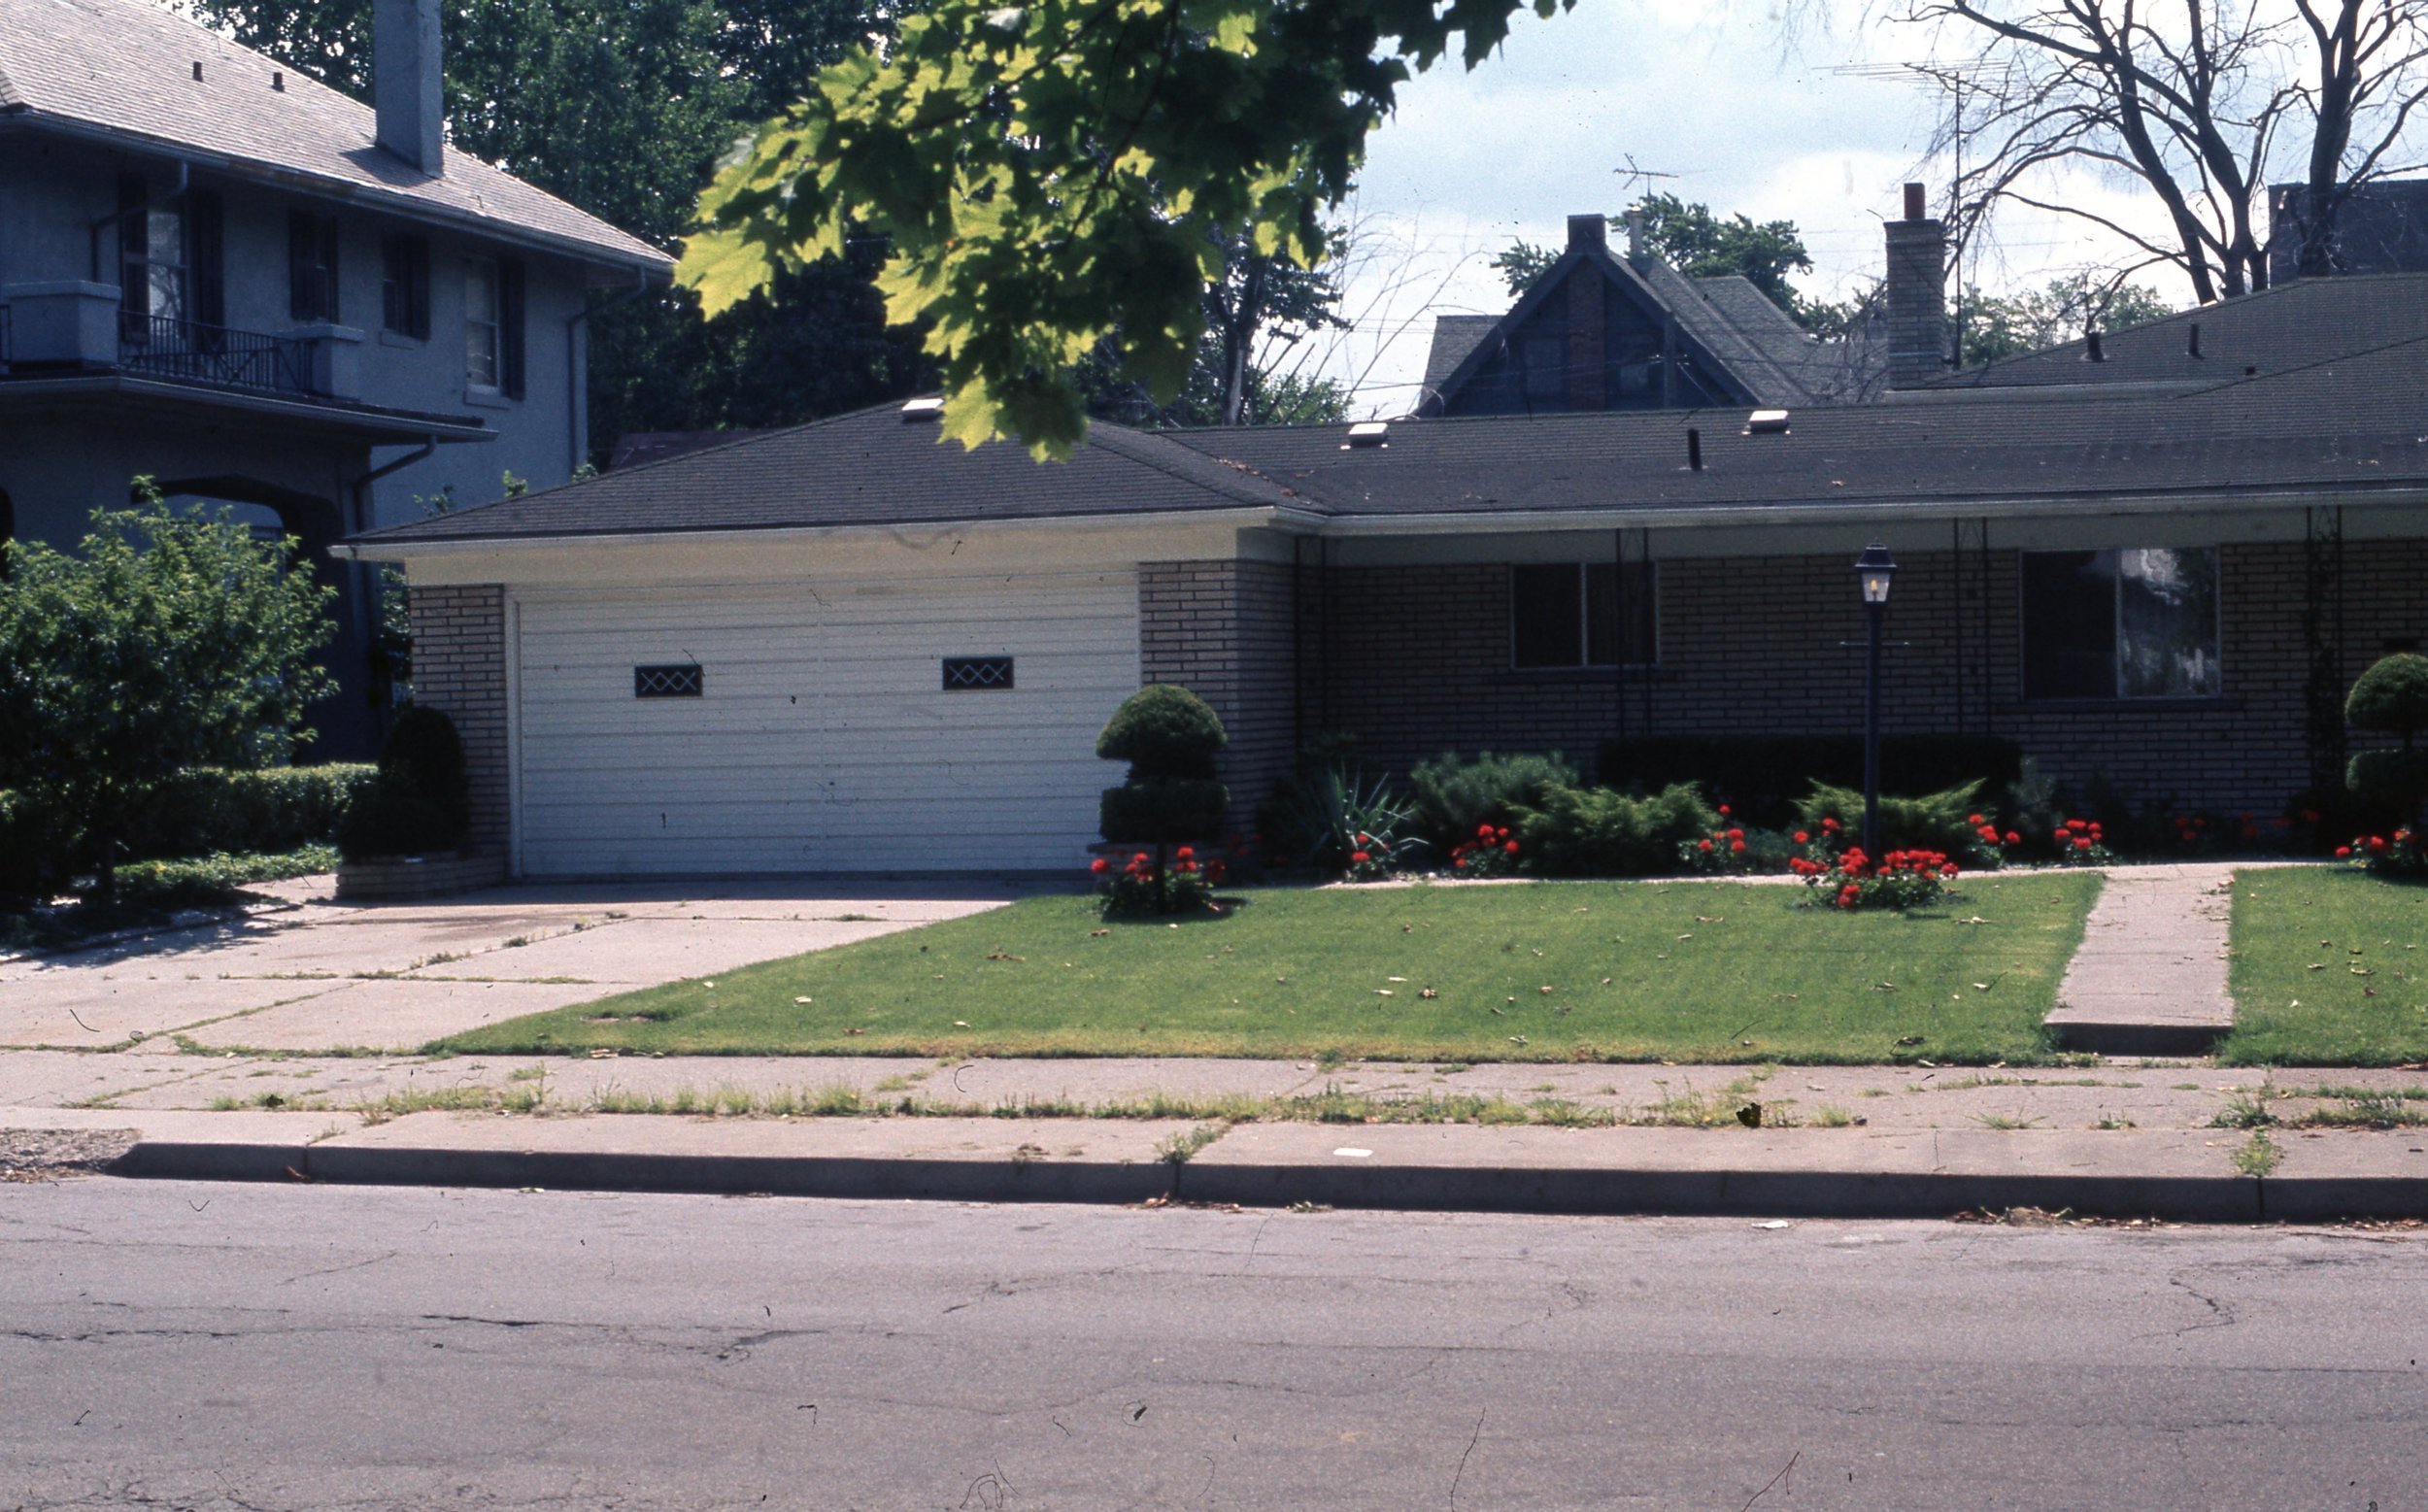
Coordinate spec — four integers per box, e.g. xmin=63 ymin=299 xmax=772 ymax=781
xmin=1419 ymin=989 xmax=1439 ymax=999
xmin=2351 ymin=966 xmax=2374 ymax=976
xmin=2310 ymin=963 xmax=2328 ymax=971
xmin=794 ymin=996 xmax=813 ymax=1004
xmin=986 ymin=952 xmax=1025 ymax=962
xmin=1090 ymin=929 xmax=1110 ymax=938
xmin=589 ymin=1049 xmax=618 ymax=1059
xmin=1601 ymin=977 xmax=1613 ymax=986
xmin=1896 ymin=1035 xmax=1926 ymax=1046
xmin=1872 ymin=982 xmax=1898 ymax=991
xmin=1960 ymin=916 xmax=1986 ymax=925
xmin=1972 ymin=983 xmax=1991 ymax=991
xmin=1507 ymin=1035 xmax=1529 ymax=1045
xmin=1695 ymin=915 xmax=1724 ymax=924
xmin=1386 ymin=976 xmax=1407 ymax=983
xmin=1375 ymin=990 xmax=1394 ymax=997
xmin=703 ymin=982 xmax=716 ymax=990
xmin=843 ymin=1027 xmax=864 ymax=1035
xmin=1676 ymin=933 xmax=1694 ymax=941
xmin=1538 ymin=986 xmax=1555 ymax=994
xmin=952 ymin=1020 xmax=970 ymax=1027
xmin=1917 ymin=1058 xmax=1938 ymax=1067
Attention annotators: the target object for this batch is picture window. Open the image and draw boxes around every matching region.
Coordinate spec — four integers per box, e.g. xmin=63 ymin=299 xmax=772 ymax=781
xmin=1510 ymin=562 xmax=1657 ymax=669
xmin=2021 ymin=547 xmax=2221 ymax=700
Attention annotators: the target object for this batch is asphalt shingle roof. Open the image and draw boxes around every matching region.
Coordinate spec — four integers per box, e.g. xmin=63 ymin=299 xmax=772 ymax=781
xmin=1923 ymin=272 xmax=2428 ymax=390
xmin=0 ymin=0 xmax=671 ymax=272
xmin=359 ymin=401 xmax=1293 ymax=544
xmin=351 ymin=284 xmax=2428 ymax=551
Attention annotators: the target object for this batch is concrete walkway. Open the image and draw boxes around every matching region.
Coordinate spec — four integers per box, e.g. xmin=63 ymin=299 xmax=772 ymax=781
xmin=2045 ymin=863 xmax=2241 ymax=1056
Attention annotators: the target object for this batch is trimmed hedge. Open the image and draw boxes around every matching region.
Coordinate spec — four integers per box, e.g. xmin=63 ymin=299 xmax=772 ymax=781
xmin=0 ymin=765 xmax=373 ymax=906
xmin=1514 ymin=782 xmax=1718 ymax=878
xmin=1408 ymin=751 xmax=1580 ymax=847
xmin=1598 ymin=735 xmax=2024 ymax=829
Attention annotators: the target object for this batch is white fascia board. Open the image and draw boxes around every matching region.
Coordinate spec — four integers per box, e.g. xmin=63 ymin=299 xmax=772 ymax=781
xmin=340 ymin=507 xmax=1303 ymax=585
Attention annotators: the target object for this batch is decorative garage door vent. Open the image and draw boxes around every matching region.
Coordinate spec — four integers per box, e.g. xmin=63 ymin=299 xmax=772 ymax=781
xmin=633 ymin=664 xmax=704 ymax=698
xmin=942 ymin=655 xmax=1014 ymax=691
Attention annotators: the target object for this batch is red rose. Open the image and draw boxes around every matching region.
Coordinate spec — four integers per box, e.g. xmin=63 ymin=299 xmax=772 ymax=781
xmin=1177 ymin=846 xmax=1196 ymax=860
xmin=1503 ymin=840 xmax=1520 ymax=856
xmin=1350 ymin=851 xmax=1372 ymax=864
xmin=1698 ymin=839 xmax=1714 ymax=853
xmin=2074 ymin=836 xmax=2092 ymax=850
xmin=1726 ymin=827 xmax=1743 ymax=841
xmin=1730 ymin=840 xmax=1746 ymax=855
xmin=1718 ymin=804 xmax=1732 ymax=817
xmin=1793 ymin=831 xmax=1809 ymax=844
xmin=2369 ymin=836 xmax=2389 ymax=854
xmin=2337 ymin=846 xmax=2352 ymax=858
xmin=1968 ymin=814 xmax=1985 ymax=826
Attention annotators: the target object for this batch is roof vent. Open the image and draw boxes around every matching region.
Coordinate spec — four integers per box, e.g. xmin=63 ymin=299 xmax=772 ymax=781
xmin=191 ymin=59 xmax=204 ymax=81
xmin=272 ymin=70 xmax=286 ymax=91
xmin=899 ymin=396 xmax=945 ymax=423
xmin=2085 ymin=328 xmax=2106 ymax=362
xmin=1343 ymin=420 xmax=1389 ymax=450
xmin=1743 ymin=409 xmax=1790 ymax=436
xmin=2187 ymin=321 xmax=2202 ymax=358
xmin=1685 ymin=426 xmax=1703 ymax=471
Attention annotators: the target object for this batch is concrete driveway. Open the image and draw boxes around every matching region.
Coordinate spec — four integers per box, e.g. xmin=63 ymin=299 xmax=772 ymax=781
xmin=0 ymin=876 xmax=1020 ymax=1055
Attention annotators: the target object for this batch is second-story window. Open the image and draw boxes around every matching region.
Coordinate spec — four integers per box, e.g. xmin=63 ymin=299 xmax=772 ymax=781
xmin=287 ymin=211 xmax=341 ymax=322
xmin=464 ymin=257 xmax=501 ymax=388
xmin=118 ymin=173 xmax=188 ymax=328
xmin=382 ymin=234 xmax=431 ymax=340
xmin=464 ymin=255 xmax=527 ymax=398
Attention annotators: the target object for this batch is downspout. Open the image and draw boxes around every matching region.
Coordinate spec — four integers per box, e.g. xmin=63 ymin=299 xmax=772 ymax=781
xmin=565 ymin=267 xmax=654 ymax=475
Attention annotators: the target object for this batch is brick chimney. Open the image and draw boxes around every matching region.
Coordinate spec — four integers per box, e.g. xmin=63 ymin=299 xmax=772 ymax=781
xmin=375 ymin=0 xmax=444 ymax=177
xmin=1883 ymin=183 xmax=1947 ymax=386
xmin=1565 ymin=214 xmax=1608 ymax=409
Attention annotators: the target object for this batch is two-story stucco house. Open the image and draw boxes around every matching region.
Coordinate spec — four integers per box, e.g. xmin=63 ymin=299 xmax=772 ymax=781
xmin=0 ymin=0 xmax=672 ymax=754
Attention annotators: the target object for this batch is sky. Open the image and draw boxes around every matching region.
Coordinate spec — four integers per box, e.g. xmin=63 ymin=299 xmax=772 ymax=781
xmin=1302 ymin=0 xmax=2192 ymax=418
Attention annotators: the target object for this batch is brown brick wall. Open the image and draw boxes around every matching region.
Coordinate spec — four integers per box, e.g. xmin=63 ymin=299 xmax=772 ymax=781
xmin=406 ymin=584 xmax=510 ymax=854
xmin=1139 ymin=558 xmax=1297 ymax=823
xmin=1297 ymin=539 xmax=2428 ymax=819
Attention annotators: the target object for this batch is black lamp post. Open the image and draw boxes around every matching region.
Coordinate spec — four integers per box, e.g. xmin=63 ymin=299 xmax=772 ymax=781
xmin=1855 ymin=544 xmax=1898 ymax=860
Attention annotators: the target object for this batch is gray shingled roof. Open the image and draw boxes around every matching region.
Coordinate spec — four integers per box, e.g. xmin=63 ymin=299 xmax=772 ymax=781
xmin=1180 ymin=337 xmax=2428 ymax=518
xmin=0 ymin=0 xmax=670 ymax=272
xmin=355 ymin=400 xmax=1294 ymax=544
xmin=1923 ymin=272 xmax=2428 ymax=390
xmin=348 ymin=321 xmax=2428 ymax=553
xmin=1420 ymin=315 xmax=1499 ymax=400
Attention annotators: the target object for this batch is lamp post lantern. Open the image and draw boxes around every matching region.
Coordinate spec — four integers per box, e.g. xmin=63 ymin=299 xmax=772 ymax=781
xmin=1855 ymin=544 xmax=1898 ymax=860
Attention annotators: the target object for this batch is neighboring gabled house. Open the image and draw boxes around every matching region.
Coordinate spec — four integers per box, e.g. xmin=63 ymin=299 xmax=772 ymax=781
xmin=343 ymin=230 xmax=2428 ymax=879
xmin=1418 ymin=211 xmax=1894 ymax=417
xmin=0 ymin=0 xmax=672 ymax=753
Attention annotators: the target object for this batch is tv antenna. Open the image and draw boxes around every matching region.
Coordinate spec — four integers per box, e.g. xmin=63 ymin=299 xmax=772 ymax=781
xmin=1610 ymin=154 xmax=1682 ymax=202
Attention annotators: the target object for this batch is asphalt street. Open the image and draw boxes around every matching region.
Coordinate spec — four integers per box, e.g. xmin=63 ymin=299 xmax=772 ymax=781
xmin=2 ymin=1179 xmax=2424 ymax=1510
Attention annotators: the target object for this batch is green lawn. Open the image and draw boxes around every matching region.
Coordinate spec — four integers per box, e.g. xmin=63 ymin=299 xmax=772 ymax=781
xmin=2220 ymin=866 xmax=2428 ymax=1066
xmin=441 ymin=874 xmax=2105 ymax=1065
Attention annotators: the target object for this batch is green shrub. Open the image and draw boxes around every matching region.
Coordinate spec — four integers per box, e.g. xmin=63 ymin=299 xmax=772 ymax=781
xmin=2348 ymin=749 xmax=2428 ymax=810
xmin=379 ymin=706 xmax=470 ymax=833
xmin=1099 ymin=778 xmax=1229 ymax=845
xmin=1408 ymin=750 xmax=1578 ymax=845
xmin=1513 ymin=782 xmax=1717 ymax=877
xmin=1096 ymin=684 xmax=1228 ymax=781
xmin=1097 ymin=686 xmax=1229 ymax=846
xmin=0 ymin=787 xmax=74 ymax=905
xmin=121 ymin=764 xmax=378 ymax=860
xmin=2346 ymin=654 xmax=2428 ymax=743
xmin=1597 ymin=735 xmax=2021 ymax=828
xmin=335 ymin=709 xmax=473 ymax=861
xmin=336 ymin=779 xmax=464 ymax=861
xmin=1795 ymin=780 xmax=1987 ymax=858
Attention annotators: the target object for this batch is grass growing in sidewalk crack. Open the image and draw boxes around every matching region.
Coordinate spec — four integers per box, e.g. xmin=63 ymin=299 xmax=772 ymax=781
xmin=1157 ymin=1124 xmax=1228 ymax=1164
xmin=2233 ymin=1128 xmax=2281 ymax=1178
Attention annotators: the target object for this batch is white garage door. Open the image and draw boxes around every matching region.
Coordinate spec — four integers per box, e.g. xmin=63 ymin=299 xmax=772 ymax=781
xmin=514 ymin=572 xmax=1139 ymax=875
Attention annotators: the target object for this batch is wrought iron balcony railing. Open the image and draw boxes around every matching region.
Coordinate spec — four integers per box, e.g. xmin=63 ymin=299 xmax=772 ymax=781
xmin=117 ymin=310 xmax=317 ymax=396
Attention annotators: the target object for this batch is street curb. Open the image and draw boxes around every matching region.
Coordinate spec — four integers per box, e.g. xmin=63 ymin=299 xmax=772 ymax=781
xmin=102 ymin=1136 xmax=2428 ymax=1223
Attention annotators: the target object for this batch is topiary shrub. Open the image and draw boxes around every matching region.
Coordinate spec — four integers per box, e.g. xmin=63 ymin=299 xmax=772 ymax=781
xmin=1512 ymin=782 xmax=1718 ymax=878
xmin=337 ymin=707 xmax=471 ymax=861
xmin=1096 ymin=685 xmax=1229 ymax=846
xmin=1408 ymin=750 xmax=1578 ymax=847
xmin=2347 ymin=654 xmax=2428 ymax=826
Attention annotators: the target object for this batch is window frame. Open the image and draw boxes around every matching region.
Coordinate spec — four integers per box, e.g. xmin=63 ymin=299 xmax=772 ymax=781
xmin=463 ymin=256 xmax=502 ymax=391
xmin=287 ymin=210 xmax=341 ymax=323
xmin=1508 ymin=560 xmax=1659 ymax=671
xmin=382 ymin=233 xmax=431 ymax=340
xmin=2018 ymin=546 xmax=2224 ymax=703
xmin=118 ymin=173 xmax=190 ymax=330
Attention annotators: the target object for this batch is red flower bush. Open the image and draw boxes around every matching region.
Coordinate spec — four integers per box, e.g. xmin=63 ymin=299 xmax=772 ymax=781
xmin=1790 ymin=828 xmax=1961 ymax=910
xmin=1449 ymin=823 xmax=1522 ymax=878
xmin=1093 ymin=845 xmax=1226 ymax=918
xmin=2342 ymin=826 xmax=2426 ymax=877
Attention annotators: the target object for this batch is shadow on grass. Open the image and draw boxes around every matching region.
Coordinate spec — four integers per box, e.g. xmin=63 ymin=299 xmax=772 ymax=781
xmin=1097 ymin=892 xmax=1259 ymax=928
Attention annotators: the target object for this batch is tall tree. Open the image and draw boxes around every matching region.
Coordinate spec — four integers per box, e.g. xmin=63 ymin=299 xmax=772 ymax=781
xmin=682 ymin=0 xmax=1579 ymax=455
xmin=1957 ymin=273 xmax=2177 ymax=365
xmin=1900 ymin=0 xmax=2428 ymax=300
xmin=1087 ymin=224 xmax=1351 ymax=427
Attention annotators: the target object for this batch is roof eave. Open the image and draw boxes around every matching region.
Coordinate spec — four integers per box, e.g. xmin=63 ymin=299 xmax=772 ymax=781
xmin=334 ymin=502 xmax=1320 ymax=561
